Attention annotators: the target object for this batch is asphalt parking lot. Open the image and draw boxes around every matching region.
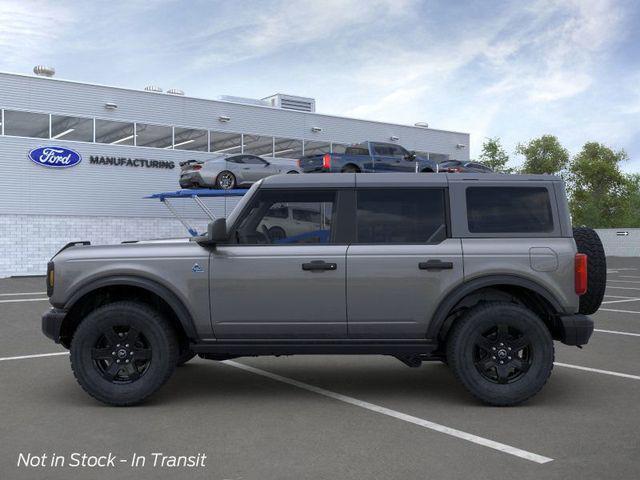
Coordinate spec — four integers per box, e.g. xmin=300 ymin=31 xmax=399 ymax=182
xmin=1 ymin=257 xmax=640 ymax=480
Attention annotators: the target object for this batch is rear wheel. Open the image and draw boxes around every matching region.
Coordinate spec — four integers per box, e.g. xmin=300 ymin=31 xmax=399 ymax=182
xmin=286 ymin=170 xmax=299 ymax=174
xmin=70 ymin=301 xmax=178 ymax=406
xmin=216 ymin=171 xmax=236 ymax=190
xmin=446 ymin=302 xmax=554 ymax=406
xmin=573 ymin=227 xmax=606 ymax=314
xmin=341 ymin=164 xmax=360 ymax=173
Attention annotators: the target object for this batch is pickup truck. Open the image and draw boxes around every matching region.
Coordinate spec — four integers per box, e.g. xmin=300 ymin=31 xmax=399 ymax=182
xmin=298 ymin=141 xmax=439 ymax=173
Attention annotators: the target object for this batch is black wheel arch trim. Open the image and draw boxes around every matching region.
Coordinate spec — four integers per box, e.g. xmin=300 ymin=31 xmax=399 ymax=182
xmin=427 ymin=274 xmax=565 ymax=340
xmin=63 ymin=275 xmax=198 ymax=339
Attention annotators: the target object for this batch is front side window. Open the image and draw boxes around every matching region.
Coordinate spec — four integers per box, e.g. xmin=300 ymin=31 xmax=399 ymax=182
xmin=356 ymin=189 xmax=447 ymax=244
xmin=234 ymin=190 xmax=335 ymax=245
xmin=4 ymin=110 xmax=49 ymax=138
xmin=466 ymin=187 xmax=553 ymax=233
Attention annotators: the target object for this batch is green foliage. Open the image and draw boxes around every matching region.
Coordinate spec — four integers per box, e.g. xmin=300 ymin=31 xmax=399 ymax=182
xmin=478 ymin=137 xmax=513 ymax=173
xmin=568 ymin=142 xmax=637 ymax=228
xmin=516 ymin=135 xmax=569 ymax=175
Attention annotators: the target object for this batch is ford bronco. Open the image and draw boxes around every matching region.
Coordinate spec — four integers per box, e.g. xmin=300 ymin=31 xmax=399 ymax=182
xmin=42 ymin=173 xmax=606 ymax=406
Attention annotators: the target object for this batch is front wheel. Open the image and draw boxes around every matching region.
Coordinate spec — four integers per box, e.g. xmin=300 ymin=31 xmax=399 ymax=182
xmin=446 ymin=302 xmax=554 ymax=406
xmin=70 ymin=301 xmax=178 ymax=406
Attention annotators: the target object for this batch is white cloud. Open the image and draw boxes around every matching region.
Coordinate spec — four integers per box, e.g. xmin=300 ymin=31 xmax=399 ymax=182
xmin=0 ymin=0 xmax=74 ymax=69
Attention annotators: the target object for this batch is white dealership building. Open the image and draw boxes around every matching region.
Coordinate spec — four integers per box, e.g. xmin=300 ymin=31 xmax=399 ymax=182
xmin=0 ymin=69 xmax=470 ymax=278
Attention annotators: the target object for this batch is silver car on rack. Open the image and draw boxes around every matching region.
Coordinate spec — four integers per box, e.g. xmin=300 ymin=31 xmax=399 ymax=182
xmin=179 ymin=154 xmax=300 ymax=190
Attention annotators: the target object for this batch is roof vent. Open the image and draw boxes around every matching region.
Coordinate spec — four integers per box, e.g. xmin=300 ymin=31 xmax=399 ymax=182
xmin=262 ymin=94 xmax=316 ymax=112
xmin=33 ymin=65 xmax=55 ymax=77
xmin=167 ymin=88 xmax=185 ymax=96
xmin=144 ymin=85 xmax=163 ymax=93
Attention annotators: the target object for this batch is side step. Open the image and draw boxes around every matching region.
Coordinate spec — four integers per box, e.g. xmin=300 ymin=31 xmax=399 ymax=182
xmin=191 ymin=340 xmax=438 ymax=357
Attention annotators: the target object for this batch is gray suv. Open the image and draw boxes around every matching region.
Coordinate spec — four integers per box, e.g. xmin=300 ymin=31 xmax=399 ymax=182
xmin=42 ymin=173 xmax=606 ymax=406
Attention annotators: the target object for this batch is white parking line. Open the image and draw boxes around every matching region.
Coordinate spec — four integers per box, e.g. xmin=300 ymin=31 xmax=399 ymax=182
xmin=0 ymin=352 xmax=69 ymax=362
xmin=554 ymin=363 xmax=640 ymax=381
xmin=602 ymin=297 xmax=640 ymax=305
xmin=594 ymin=328 xmax=640 ymax=337
xmin=608 ymin=280 xmax=640 ymax=285
xmin=0 ymin=298 xmax=49 ymax=304
xmin=617 ymin=275 xmax=640 ymax=279
xmin=605 ymin=286 xmax=640 ymax=291
xmin=0 ymin=292 xmax=46 ymax=296
xmin=223 ymin=360 xmax=553 ymax=464
xmin=599 ymin=308 xmax=640 ymax=314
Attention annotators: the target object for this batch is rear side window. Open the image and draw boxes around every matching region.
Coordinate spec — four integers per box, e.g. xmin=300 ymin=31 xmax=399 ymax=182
xmin=466 ymin=187 xmax=553 ymax=233
xmin=345 ymin=147 xmax=369 ymax=156
xmin=356 ymin=189 xmax=447 ymax=244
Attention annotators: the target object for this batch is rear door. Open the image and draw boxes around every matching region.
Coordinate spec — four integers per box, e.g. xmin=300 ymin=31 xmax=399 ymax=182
xmin=210 ymin=187 xmax=350 ymax=339
xmin=346 ymin=183 xmax=463 ymax=338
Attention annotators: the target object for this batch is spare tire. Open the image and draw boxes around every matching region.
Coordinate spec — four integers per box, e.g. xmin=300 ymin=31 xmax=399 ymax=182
xmin=573 ymin=227 xmax=606 ymax=315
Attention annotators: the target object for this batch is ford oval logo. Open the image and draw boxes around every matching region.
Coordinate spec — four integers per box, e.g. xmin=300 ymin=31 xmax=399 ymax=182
xmin=28 ymin=146 xmax=82 ymax=168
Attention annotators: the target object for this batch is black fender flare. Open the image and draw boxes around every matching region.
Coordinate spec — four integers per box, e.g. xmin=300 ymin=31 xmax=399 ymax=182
xmin=63 ymin=275 xmax=198 ymax=339
xmin=426 ymin=274 xmax=564 ymax=340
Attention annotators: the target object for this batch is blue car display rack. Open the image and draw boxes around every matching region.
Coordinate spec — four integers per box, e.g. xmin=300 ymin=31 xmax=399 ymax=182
xmin=145 ymin=188 xmax=246 ymax=237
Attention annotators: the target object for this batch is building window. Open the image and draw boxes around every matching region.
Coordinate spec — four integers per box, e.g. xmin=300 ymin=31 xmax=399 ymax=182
xmin=173 ymin=127 xmax=208 ymax=151
xmin=3 ymin=110 xmax=49 ymax=138
xmin=273 ymin=137 xmax=303 ymax=158
xmin=51 ymin=115 xmax=93 ymax=142
xmin=211 ymin=131 xmax=242 ymax=154
xmin=95 ymin=119 xmax=135 ymax=145
xmin=243 ymin=134 xmax=274 ymax=156
xmin=135 ymin=123 xmax=172 ymax=148
xmin=303 ymin=140 xmax=331 ymax=156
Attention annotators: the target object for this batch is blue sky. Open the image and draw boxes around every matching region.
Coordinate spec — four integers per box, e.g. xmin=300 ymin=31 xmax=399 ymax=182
xmin=1 ymin=0 xmax=639 ymax=170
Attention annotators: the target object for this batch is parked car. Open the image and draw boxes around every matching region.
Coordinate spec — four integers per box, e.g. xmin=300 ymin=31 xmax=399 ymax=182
xmin=43 ymin=173 xmax=606 ymax=406
xmin=298 ymin=141 xmax=438 ymax=173
xmin=179 ymin=154 xmax=300 ymax=190
xmin=262 ymin=204 xmax=332 ymax=243
xmin=439 ymin=160 xmax=493 ymax=173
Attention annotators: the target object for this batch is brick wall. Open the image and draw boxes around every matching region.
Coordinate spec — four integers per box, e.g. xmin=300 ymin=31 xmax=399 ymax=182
xmin=0 ymin=215 xmax=210 ymax=278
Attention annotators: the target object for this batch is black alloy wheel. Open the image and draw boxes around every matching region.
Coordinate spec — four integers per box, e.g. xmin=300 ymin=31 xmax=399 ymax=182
xmin=91 ymin=325 xmax=152 ymax=383
xmin=472 ymin=324 xmax=532 ymax=384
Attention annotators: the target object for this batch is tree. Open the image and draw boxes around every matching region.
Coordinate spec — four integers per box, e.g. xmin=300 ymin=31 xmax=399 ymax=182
xmin=568 ymin=142 xmax=632 ymax=228
xmin=478 ymin=137 xmax=513 ymax=173
xmin=516 ymin=135 xmax=569 ymax=175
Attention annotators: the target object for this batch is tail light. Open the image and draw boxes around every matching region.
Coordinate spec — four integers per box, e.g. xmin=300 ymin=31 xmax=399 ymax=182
xmin=322 ymin=153 xmax=331 ymax=169
xmin=296 ymin=159 xmax=301 ymax=168
xmin=575 ymin=253 xmax=588 ymax=295
xmin=445 ymin=167 xmax=462 ymax=173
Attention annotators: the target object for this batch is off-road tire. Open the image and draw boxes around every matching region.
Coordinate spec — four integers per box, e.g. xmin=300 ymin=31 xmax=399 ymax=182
xmin=573 ymin=227 xmax=606 ymax=315
xmin=70 ymin=301 xmax=178 ymax=406
xmin=446 ymin=302 xmax=554 ymax=406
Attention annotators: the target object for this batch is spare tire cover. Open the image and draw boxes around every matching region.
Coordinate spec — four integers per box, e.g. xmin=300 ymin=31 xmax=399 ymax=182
xmin=573 ymin=227 xmax=607 ymax=315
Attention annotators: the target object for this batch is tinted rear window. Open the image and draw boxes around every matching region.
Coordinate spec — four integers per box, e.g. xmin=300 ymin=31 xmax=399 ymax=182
xmin=466 ymin=187 xmax=553 ymax=233
xmin=356 ymin=189 xmax=447 ymax=243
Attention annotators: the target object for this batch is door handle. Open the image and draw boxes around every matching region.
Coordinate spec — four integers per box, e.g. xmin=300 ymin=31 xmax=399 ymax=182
xmin=419 ymin=260 xmax=453 ymax=270
xmin=302 ymin=260 xmax=337 ymax=272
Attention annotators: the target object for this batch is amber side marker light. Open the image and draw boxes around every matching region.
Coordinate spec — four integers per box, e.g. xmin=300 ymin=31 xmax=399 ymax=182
xmin=47 ymin=262 xmax=54 ymax=297
xmin=575 ymin=253 xmax=588 ymax=295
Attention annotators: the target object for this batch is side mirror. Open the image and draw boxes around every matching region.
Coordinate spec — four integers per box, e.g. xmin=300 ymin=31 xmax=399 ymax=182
xmin=195 ymin=218 xmax=227 ymax=245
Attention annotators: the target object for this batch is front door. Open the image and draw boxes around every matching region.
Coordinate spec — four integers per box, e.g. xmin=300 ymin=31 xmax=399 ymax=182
xmin=346 ymin=187 xmax=463 ymax=338
xmin=210 ymin=188 xmax=348 ymax=338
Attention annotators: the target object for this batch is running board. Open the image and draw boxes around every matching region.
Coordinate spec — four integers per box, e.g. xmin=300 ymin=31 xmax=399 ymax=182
xmin=191 ymin=340 xmax=438 ymax=357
